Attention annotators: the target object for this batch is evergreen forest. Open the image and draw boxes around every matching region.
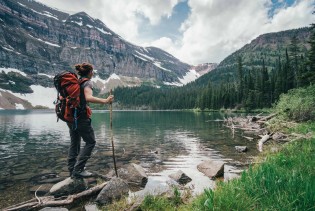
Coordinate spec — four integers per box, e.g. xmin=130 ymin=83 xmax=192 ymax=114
xmin=111 ymin=26 xmax=315 ymax=111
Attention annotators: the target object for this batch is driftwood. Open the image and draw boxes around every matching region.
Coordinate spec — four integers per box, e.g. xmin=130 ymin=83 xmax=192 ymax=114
xmin=5 ymin=182 xmax=107 ymax=211
xmin=256 ymin=113 xmax=278 ymax=123
xmin=242 ymin=136 xmax=254 ymax=141
xmin=258 ymin=134 xmax=271 ymax=152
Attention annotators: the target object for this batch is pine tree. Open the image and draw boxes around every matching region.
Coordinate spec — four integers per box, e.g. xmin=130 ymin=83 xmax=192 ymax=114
xmin=261 ymin=59 xmax=271 ymax=107
xmin=289 ymin=35 xmax=300 ymax=87
xmin=306 ymin=23 xmax=315 ymax=84
xmin=285 ymin=48 xmax=294 ymax=90
xmin=237 ymin=56 xmax=244 ymax=104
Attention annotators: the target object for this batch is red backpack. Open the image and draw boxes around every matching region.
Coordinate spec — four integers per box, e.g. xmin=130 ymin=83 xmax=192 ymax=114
xmin=53 ymin=71 xmax=91 ymax=126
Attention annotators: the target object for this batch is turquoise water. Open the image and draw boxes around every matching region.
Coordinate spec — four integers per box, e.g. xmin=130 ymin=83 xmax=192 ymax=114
xmin=0 ymin=110 xmax=258 ymax=207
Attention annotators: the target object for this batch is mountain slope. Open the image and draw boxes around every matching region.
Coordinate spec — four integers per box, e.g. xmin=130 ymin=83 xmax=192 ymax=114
xmin=193 ymin=27 xmax=312 ymax=86
xmin=0 ymin=0 xmax=193 ymax=90
xmin=0 ymin=0 xmax=215 ymax=109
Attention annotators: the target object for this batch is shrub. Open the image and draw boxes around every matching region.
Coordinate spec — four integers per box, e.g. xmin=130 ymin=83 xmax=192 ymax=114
xmin=273 ymin=85 xmax=315 ymax=122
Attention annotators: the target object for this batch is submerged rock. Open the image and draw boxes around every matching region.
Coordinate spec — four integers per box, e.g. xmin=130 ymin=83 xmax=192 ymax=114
xmin=197 ymin=160 xmax=225 ymax=179
xmin=95 ymin=177 xmax=129 ymax=205
xmin=107 ymin=163 xmax=148 ymax=188
xmin=49 ymin=177 xmax=87 ymax=197
xmin=169 ymin=170 xmax=192 ymax=185
xmin=30 ymin=173 xmax=64 ymax=184
xmin=235 ymin=146 xmax=248 ymax=153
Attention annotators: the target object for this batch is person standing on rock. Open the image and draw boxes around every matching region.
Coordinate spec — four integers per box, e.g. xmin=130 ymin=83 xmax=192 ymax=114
xmin=68 ymin=62 xmax=114 ymax=178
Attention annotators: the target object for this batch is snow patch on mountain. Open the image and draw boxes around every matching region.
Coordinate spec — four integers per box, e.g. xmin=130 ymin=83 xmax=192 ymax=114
xmin=135 ymin=51 xmax=155 ymax=61
xmin=72 ymin=21 xmax=83 ymax=26
xmin=17 ymin=2 xmax=27 ymax=7
xmin=38 ymin=73 xmax=54 ymax=78
xmin=163 ymin=69 xmax=200 ymax=86
xmin=163 ymin=81 xmax=182 ymax=86
xmin=134 ymin=54 xmax=148 ymax=61
xmin=15 ymin=103 xmax=25 ymax=109
xmin=0 ymin=67 xmax=27 ymax=77
xmin=28 ymin=34 xmax=60 ymax=47
xmin=28 ymin=7 xmax=59 ymax=20
xmin=96 ymin=27 xmax=112 ymax=35
xmin=154 ymin=62 xmax=171 ymax=72
xmin=178 ymin=69 xmax=200 ymax=85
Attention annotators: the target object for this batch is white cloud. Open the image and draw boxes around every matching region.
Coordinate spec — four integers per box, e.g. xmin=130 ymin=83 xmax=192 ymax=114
xmin=149 ymin=37 xmax=178 ymax=54
xmin=169 ymin=0 xmax=315 ymax=64
xmin=36 ymin=0 xmax=315 ymax=65
xmin=37 ymin=0 xmax=181 ymax=45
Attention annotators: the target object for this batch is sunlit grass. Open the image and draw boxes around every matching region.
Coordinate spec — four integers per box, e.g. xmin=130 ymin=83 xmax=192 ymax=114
xmin=184 ymin=138 xmax=315 ymax=211
xmin=136 ymin=138 xmax=315 ymax=211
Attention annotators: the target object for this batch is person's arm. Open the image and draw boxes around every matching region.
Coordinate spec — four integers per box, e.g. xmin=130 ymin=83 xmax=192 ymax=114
xmin=84 ymin=86 xmax=114 ymax=104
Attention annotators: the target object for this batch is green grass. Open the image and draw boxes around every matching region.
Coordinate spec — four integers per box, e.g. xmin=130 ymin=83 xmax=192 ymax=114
xmin=287 ymin=121 xmax=315 ymax=136
xmin=139 ymin=138 xmax=315 ymax=211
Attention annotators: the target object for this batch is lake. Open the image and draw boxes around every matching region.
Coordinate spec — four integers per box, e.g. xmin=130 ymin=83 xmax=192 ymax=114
xmin=0 ymin=110 xmax=259 ymax=208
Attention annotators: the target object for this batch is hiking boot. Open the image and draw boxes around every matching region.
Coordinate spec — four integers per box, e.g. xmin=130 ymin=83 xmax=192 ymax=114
xmin=71 ymin=170 xmax=93 ymax=178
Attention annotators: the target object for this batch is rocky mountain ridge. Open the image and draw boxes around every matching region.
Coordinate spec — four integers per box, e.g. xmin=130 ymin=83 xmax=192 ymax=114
xmin=0 ymin=0 xmax=218 ymax=109
xmin=0 ymin=0 xmax=196 ymax=87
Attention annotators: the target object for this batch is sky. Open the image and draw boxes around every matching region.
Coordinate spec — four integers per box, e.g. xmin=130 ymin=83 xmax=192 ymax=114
xmin=36 ymin=0 xmax=315 ymax=65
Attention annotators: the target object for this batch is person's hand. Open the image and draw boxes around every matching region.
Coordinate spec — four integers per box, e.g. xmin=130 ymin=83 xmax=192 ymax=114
xmin=106 ymin=95 xmax=114 ymax=104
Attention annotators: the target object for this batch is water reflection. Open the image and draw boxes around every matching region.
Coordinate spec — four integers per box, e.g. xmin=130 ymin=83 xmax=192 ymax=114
xmin=0 ymin=110 xmax=258 ymax=207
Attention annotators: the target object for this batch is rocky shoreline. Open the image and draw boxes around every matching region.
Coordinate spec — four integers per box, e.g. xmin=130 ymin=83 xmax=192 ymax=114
xmin=4 ymin=113 xmax=304 ymax=210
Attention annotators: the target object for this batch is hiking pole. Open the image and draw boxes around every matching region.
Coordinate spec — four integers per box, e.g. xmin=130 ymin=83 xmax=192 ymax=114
xmin=109 ymin=89 xmax=118 ymax=177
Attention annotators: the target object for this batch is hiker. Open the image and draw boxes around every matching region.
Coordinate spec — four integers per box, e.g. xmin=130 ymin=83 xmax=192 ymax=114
xmin=68 ymin=62 xmax=114 ymax=178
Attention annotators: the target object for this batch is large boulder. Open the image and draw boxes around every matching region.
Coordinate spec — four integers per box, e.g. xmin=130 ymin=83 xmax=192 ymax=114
xmin=107 ymin=163 xmax=148 ymax=188
xmin=169 ymin=170 xmax=192 ymax=185
xmin=49 ymin=177 xmax=87 ymax=197
xmin=197 ymin=160 xmax=225 ymax=179
xmin=95 ymin=177 xmax=129 ymax=205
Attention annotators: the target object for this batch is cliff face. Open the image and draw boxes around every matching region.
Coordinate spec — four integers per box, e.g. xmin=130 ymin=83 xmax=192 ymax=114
xmin=0 ymin=0 xmax=191 ymax=87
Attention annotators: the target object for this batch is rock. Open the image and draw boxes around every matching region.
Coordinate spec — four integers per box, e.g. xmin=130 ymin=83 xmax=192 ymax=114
xmin=224 ymin=165 xmax=244 ymax=182
xmin=95 ymin=177 xmax=129 ymax=205
xmin=49 ymin=177 xmax=87 ymax=197
xmin=197 ymin=160 xmax=225 ymax=179
xmin=39 ymin=208 xmax=68 ymax=211
xmin=107 ymin=163 xmax=148 ymax=188
xmin=235 ymin=146 xmax=248 ymax=153
xmin=85 ymin=203 xmax=100 ymax=211
xmin=169 ymin=170 xmax=192 ymax=185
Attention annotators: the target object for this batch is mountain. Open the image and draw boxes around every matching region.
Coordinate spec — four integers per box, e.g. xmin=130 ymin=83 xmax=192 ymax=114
xmin=0 ymin=0 xmax=215 ymax=109
xmin=193 ymin=27 xmax=312 ymax=86
xmin=112 ymin=26 xmax=313 ymax=110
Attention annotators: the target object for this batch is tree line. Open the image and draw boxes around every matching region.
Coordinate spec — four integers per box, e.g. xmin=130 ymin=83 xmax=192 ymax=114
xmin=112 ymin=25 xmax=315 ymax=111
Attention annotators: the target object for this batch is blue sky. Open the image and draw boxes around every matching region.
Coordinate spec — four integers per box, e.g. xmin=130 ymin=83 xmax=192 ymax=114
xmin=137 ymin=1 xmax=190 ymax=42
xmin=38 ymin=0 xmax=314 ymax=65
